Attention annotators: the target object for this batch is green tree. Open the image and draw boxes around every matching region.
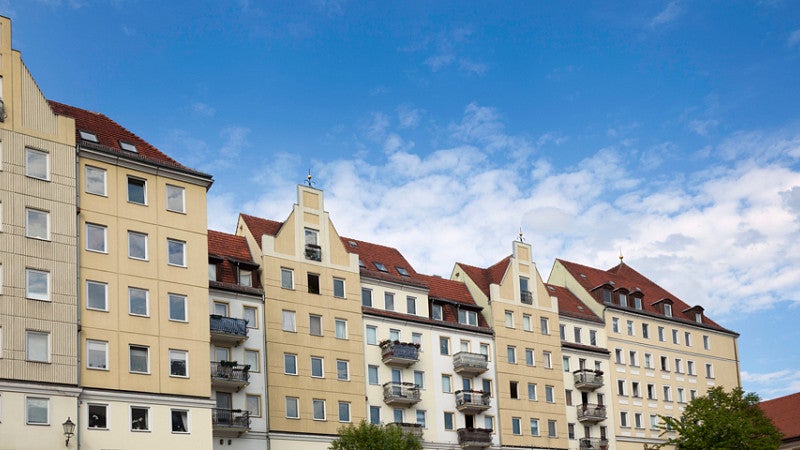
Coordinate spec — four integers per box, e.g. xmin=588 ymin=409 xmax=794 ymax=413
xmin=330 ymin=421 xmax=422 ymax=450
xmin=658 ymin=386 xmax=781 ymax=450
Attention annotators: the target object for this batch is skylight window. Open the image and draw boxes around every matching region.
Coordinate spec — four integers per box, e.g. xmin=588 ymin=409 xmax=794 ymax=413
xmin=79 ymin=130 xmax=98 ymax=142
xmin=119 ymin=141 xmax=137 ymax=152
xmin=374 ymin=262 xmax=388 ymax=272
xmin=348 ymin=240 xmax=358 ymax=247
xmin=358 ymin=259 xmax=365 ymax=268
xmin=396 ymin=267 xmax=409 ymax=276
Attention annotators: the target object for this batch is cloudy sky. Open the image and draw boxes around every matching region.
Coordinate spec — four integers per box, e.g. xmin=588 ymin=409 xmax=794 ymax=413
xmin=8 ymin=1 xmax=800 ymax=399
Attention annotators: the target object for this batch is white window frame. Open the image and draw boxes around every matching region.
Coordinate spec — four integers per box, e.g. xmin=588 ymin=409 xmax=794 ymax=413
xmin=282 ymin=310 xmax=296 ymax=332
xmin=86 ymin=280 xmax=108 ymax=311
xmin=25 ymin=208 xmax=50 ymax=240
xmin=246 ymin=395 xmax=262 ymax=418
xmin=26 ymin=330 xmax=50 ymax=362
xmin=335 ymin=318 xmax=347 ymax=339
xmin=365 ymin=325 xmax=377 ymax=345
xmin=338 ymin=401 xmax=351 ymax=422
xmin=167 ymin=238 xmax=187 ymax=267
xmin=511 ymin=417 xmax=522 ymax=435
xmin=128 ymin=287 xmax=149 ymax=317
xmin=245 ymin=349 xmax=260 ymax=373
xmin=25 ymin=268 xmax=50 ymax=301
xmin=165 ymin=184 xmax=186 ymax=213
xmin=127 ymin=176 xmax=147 ymax=205
xmin=127 ymin=231 xmax=148 ymax=260
xmin=85 ymin=165 xmax=107 ymax=196
xmin=85 ymin=223 xmax=108 ymax=253
xmin=25 ymin=148 xmax=49 ymax=180
xmin=26 ymin=397 xmax=49 ymax=425
xmin=238 ymin=269 xmax=252 ymax=287
xmin=168 ymin=293 xmax=187 ymax=322
xmin=284 ymin=353 xmax=298 ymax=375
xmin=170 ymin=409 xmax=189 ymax=433
xmin=129 ymin=345 xmax=150 ymax=374
xmin=540 ymin=317 xmax=550 ymax=334
xmin=281 ymin=268 xmax=294 ymax=289
xmin=130 ymin=406 xmax=150 ymax=431
xmin=86 ymin=339 xmax=109 ymax=370
xmin=243 ymin=306 xmax=258 ymax=329
xmin=337 ymin=360 xmax=350 ymax=381
xmin=285 ymin=397 xmax=299 ymax=419
xmin=313 ymin=399 xmax=326 ymax=421
xmin=309 ymin=314 xmax=322 ymax=336
xmin=333 ymin=277 xmax=345 ymax=298
xmin=87 ymin=403 xmax=108 ymax=429
xmin=169 ymin=349 xmax=188 ymax=377
xmin=311 ymin=356 xmax=325 ymax=378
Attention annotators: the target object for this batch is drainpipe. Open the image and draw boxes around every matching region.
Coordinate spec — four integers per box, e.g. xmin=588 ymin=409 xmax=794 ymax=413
xmin=261 ymin=286 xmax=270 ymax=450
xmin=75 ymin=147 xmax=82 ymax=449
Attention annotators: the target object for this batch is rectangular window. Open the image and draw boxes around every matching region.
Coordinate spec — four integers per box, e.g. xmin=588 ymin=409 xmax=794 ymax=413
xmin=168 ymin=293 xmax=187 ymax=322
xmin=658 ymin=326 xmax=665 ymax=341
xmin=644 ymin=353 xmax=653 ymax=369
xmin=677 ymin=387 xmax=685 ymax=403
xmin=530 ymin=418 xmax=539 ymax=436
xmin=313 ymin=399 xmax=326 ymax=421
xmin=243 ymin=306 xmax=257 ymax=328
xmin=663 ymin=385 xmax=673 ymax=401
xmin=26 ymin=331 xmax=49 ymax=362
xmin=632 ymin=381 xmax=640 ymax=397
xmin=543 ymin=351 xmax=552 ymax=368
xmin=333 ymin=278 xmax=345 ymax=298
xmin=527 ymin=383 xmax=537 ymax=400
xmin=507 ymin=346 xmax=516 ymax=364
xmin=369 ymin=406 xmax=381 ymax=424
xmin=703 ymin=335 xmax=710 ymax=350
xmin=86 ymin=223 xmax=107 ymax=252
xmin=166 ymin=184 xmax=185 ymax=213
xmin=510 ymin=381 xmax=519 ymax=399
xmin=128 ymin=287 xmax=149 ymax=316
xmin=482 ymin=379 xmax=492 ymax=396
xmin=361 ymin=288 xmax=372 ymax=307
xmin=432 ymin=304 xmax=443 ymax=320
xmin=384 ymin=292 xmax=394 ymax=311
xmin=389 ymin=329 xmax=400 ymax=342
xmin=127 ymin=177 xmax=147 ymax=204
xmin=337 ymin=360 xmax=349 ymax=380
xmin=85 ymin=165 xmax=107 ymax=195
xmin=209 ymin=263 xmax=217 ymax=281
xmin=414 ymin=370 xmax=424 ymax=388
xmin=548 ymin=420 xmax=557 ymax=437
xmin=170 ymin=409 xmax=189 ymax=433
xmin=308 ymin=273 xmax=320 ymax=294
xmin=281 ymin=268 xmax=294 ymax=289
xmin=574 ymin=327 xmax=582 ymax=343
xmin=439 ymin=337 xmax=450 ymax=355
xmin=238 ymin=270 xmax=252 ymax=286
xmin=675 ymin=358 xmax=683 ymax=374
xmin=441 ymin=374 xmax=453 ymax=393
xmin=86 ymin=340 xmax=108 ymax=370
xmin=88 ymin=404 xmax=107 ymax=429
xmin=505 ymin=310 xmax=514 ymax=328
xmin=642 ymin=323 xmax=650 ymax=339
xmin=285 ymin=397 xmax=299 ymax=419
xmin=661 ymin=356 xmax=669 ymax=371
xmin=647 ymin=383 xmax=656 ymax=400
xmin=626 ymin=320 xmax=634 ymax=336
xmin=167 ymin=239 xmax=186 ymax=266
xmin=706 ymin=363 xmax=715 ymax=378
xmin=412 ymin=332 xmax=422 ymax=348
xmin=367 ymin=364 xmax=378 ymax=384
xmin=312 ymin=356 xmax=325 ymax=378
xmin=26 ymin=397 xmax=49 ymax=424
xmin=540 ymin=317 xmax=550 ymax=334
xmin=523 ymin=314 xmax=532 ymax=331
xmin=406 ymin=296 xmax=416 ymax=314
xmin=664 ymin=303 xmax=673 ymax=317
xmin=169 ymin=349 xmax=188 ymax=377
xmin=634 ymin=412 xmax=643 ymax=429
xmin=568 ymin=423 xmax=575 ymax=439
xmin=620 ymin=411 xmax=629 ymax=428
xmin=687 ymin=360 xmax=695 ymax=375
xmin=366 ymin=325 xmax=377 ymax=345
xmin=511 ymin=417 xmax=521 ymax=435
xmin=247 ymin=395 xmax=261 ymax=418
xmin=444 ymin=412 xmax=454 ymax=430
xmin=630 ymin=351 xmax=638 ymax=367
xmin=565 ymin=389 xmax=573 ymax=406
xmin=128 ymin=231 xmax=148 ymax=260
xmin=309 ymin=314 xmax=322 ymax=336
xmin=650 ymin=414 xmax=659 ymax=430
xmin=335 ymin=319 xmax=347 ymax=339
xmin=589 ymin=330 xmax=597 ymax=345
xmin=25 ymin=208 xmax=49 ymax=240
xmin=26 ymin=269 xmax=50 ymax=301
xmin=563 ymin=356 xmax=570 ymax=372
xmin=25 ymin=148 xmax=49 ymax=180
xmin=284 ymin=354 xmax=297 ymax=375
xmin=685 ymin=332 xmax=692 ymax=346
xmin=545 ymin=385 xmax=555 ymax=403
xmin=617 ymin=379 xmax=627 ymax=396
xmin=458 ymin=309 xmax=478 ymax=326
xmin=245 ymin=350 xmax=260 ymax=373
xmin=304 ymin=228 xmax=321 ymax=261
xmin=525 ymin=348 xmax=534 ymax=366
xmin=612 ymin=317 xmax=619 ymax=333
xmin=282 ymin=310 xmax=296 ymax=332
xmin=129 ymin=345 xmax=149 ymax=373
xmin=672 ymin=329 xmax=679 ymax=344
xmin=338 ymin=402 xmax=351 ymax=422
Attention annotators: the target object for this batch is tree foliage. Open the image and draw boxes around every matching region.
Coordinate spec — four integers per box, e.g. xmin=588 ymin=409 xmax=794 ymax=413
xmin=330 ymin=421 xmax=423 ymax=450
xmin=658 ymin=386 xmax=781 ymax=450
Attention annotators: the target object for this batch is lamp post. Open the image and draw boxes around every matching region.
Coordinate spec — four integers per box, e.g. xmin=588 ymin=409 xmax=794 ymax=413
xmin=62 ymin=417 xmax=75 ymax=446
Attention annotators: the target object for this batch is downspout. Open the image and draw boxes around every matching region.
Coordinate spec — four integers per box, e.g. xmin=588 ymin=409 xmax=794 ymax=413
xmin=75 ymin=146 xmax=82 ymax=449
xmin=260 ymin=286 xmax=270 ymax=450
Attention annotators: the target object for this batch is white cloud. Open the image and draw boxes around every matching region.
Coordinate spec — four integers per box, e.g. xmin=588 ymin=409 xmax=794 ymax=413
xmin=743 ymin=369 xmax=800 ymax=399
xmin=396 ymin=104 xmax=422 ymax=129
xmin=416 ymin=26 xmax=488 ymax=76
xmin=650 ymin=1 xmax=683 ymax=27
xmin=788 ymin=29 xmax=800 ymax=48
xmin=191 ymin=102 xmax=216 ymax=118
xmin=689 ymin=119 xmax=719 ymax=136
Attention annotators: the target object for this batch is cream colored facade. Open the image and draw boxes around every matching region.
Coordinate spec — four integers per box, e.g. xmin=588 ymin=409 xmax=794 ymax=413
xmin=0 ymin=15 xmax=80 ymax=449
xmin=454 ymin=241 xmax=568 ymax=449
xmin=238 ymin=185 xmax=365 ymax=450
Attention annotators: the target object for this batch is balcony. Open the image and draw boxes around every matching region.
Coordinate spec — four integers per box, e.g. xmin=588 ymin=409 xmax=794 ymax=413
xmin=383 ymin=382 xmax=421 ymax=406
xmin=212 ymin=408 xmax=250 ymax=437
xmin=457 ymin=428 xmax=492 ymax=449
xmin=453 ymin=352 xmax=488 ymax=375
xmin=574 ymin=369 xmax=604 ymax=391
xmin=455 ymin=390 xmax=491 ymax=414
xmin=579 ymin=438 xmax=609 ymax=450
xmin=380 ymin=340 xmax=420 ymax=367
xmin=210 ymin=315 xmax=248 ymax=345
xmin=576 ymin=404 xmax=607 ymax=423
xmin=520 ymin=290 xmax=533 ymax=304
xmin=388 ymin=422 xmax=423 ymax=438
xmin=211 ymin=361 xmax=250 ymax=391
xmin=305 ymin=243 xmax=322 ymax=261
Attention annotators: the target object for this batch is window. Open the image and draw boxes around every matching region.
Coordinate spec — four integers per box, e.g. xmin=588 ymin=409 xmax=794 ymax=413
xmin=338 ymin=402 xmax=351 ymax=422
xmin=86 ymin=340 xmax=108 ymax=370
xmin=647 ymin=383 xmax=656 ymax=400
xmin=644 ymin=353 xmax=653 ymax=369
xmin=25 ymin=208 xmax=49 ymax=240
xmin=459 ymin=309 xmax=478 ymax=326
xmin=482 ymin=379 xmax=492 ymax=396
xmin=85 ymin=165 xmax=107 ymax=195
xmin=612 ymin=317 xmax=619 ymax=333
xmin=307 ymin=273 xmax=320 ymax=294
xmin=530 ymin=418 xmax=539 ymax=436
xmin=685 ymin=332 xmax=692 ymax=346
xmin=565 ymin=389 xmax=573 ymax=406
xmin=85 ymin=223 xmax=107 ymax=252
xmin=650 ymin=414 xmax=659 ymax=430
xmin=563 ymin=356 xmax=570 ymax=372
xmin=510 ymin=381 xmax=519 ymax=399
xmin=333 ymin=278 xmax=345 ymax=298
xmin=406 ymin=296 xmax=416 ymax=314
xmin=631 ymin=381 xmax=640 ymax=397
xmin=25 ymin=148 xmax=49 ymax=180
xmin=361 ymin=288 xmax=372 ymax=307
xmin=617 ymin=379 xmax=627 ymax=396
xmin=208 ymin=263 xmax=217 ymax=281
xmin=687 ymin=360 xmax=696 ymax=375
xmin=505 ymin=310 xmax=514 ymax=328
xmin=282 ymin=310 xmax=296 ymax=332
xmin=485 ymin=416 xmax=494 ymax=430
xmin=304 ymin=228 xmax=321 ymax=261
xmin=366 ymin=325 xmax=377 ymax=345
xmin=245 ymin=350 xmax=260 ymax=372
xmin=128 ymin=287 xmax=149 ymax=316
xmin=663 ymin=385 xmax=673 ymax=401
xmin=620 ymin=411 xmax=629 ymax=428
xmin=239 ymin=306 xmax=257 ymax=329
xmin=171 ymin=409 xmax=188 ymax=433
xmin=444 ymin=412 xmax=454 ymax=430
xmin=568 ymin=423 xmax=575 ymax=439
xmin=369 ymin=406 xmax=381 ymax=424
xmin=412 ymin=333 xmax=422 ymax=348
xmin=543 ymin=351 xmax=552 ymax=368
xmin=88 ymin=404 xmax=107 ymax=429
xmin=545 ymin=385 xmax=555 ymax=403
xmin=524 ymin=348 xmax=534 ymax=366
xmin=247 ymin=395 xmax=261 ymax=417
xmin=661 ymin=356 xmax=669 ymax=371
xmin=26 ymin=269 xmax=49 ymax=301
xmin=313 ymin=399 xmax=326 ymax=420
xmin=548 ymin=420 xmax=557 ymax=437
xmin=619 ymin=293 xmax=628 ymax=307
xmin=627 ymin=320 xmax=634 ymax=336
xmin=281 ymin=268 xmax=294 ymax=289
xmin=128 ymin=231 xmax=148 ymax=260
xmin=312 ymin=357 xmax=325 ymax=378
xmin=523 ymin=314 xmax=532 ymax=331
xmin=642 ymin=323 xmax=650 ymax=339
xmin=690 ymin=389 xmax=697 ymax=400
xmin=706 ymin=363 xmax=715 ymax=378
xmin=284 ymin=354 xmax=297 ymax=375
xmin=480 ymin=343 xmax=490 ymax=359
xmin=26 ymin=397 xmax=49 ymax=424
xmin=166 ymin=293 xmax=187 ymax=322
xmin=664 ymin=303 xmax=672 ymax=317
xmin=527 ymin=383 xmax=537 ymax=400
xmin=384 ymin=292 xmax=394 ymax=311
xmin=672 ymin=329 xmax=679 ymax=344
xmin=309 ymin=314 xmax=322 ymax=336
xmin=589 ymin=330 xmax=597 ymax=346
xmin=169 ymin=349 xmax=188 ymax=377
xmin=634 ymin=412 xmax=643 ymax=429
xmin=615 ymin=348 xmax=624 ymax=364
xmin=337 ymin=360 xmax=349 ymax=380
xmin=512 ymin=417 xmax=522 ymax=435
xmin=79 ymin=130 xmax=99 ymax=142
xmin=414 ymin=370 xmax=424 ymax=389
xmin=574 ymin=327 xmax=582 ymax=343
xmin=166 ymin=185 xmax=185 ymax=213
xmin=658 ymin=326 xmax=665 ymax=341
xmin=127 ymin=177 xmax=146 ymax=204
xmin=432 ymin=304 xmax=443 ymax=320
xmin=630 ymin=351 xmax=639 ymax=367
xmin=677 ymin=387 xmax=686 ymax=403
xmin=238 ymin=269 xmax=252 ymax=286
xmin=540 ymin=317 xmax=550 ymax=334
xmin=439 ymin=337 xmax=450 ymax=355
xmin=286 ymin=397 xmax=299 ymax=419
xmin=129 ymin=345 xmax=149 ymax=373
xmin=26 ymin=331 xmax=49 ymax=362
xmin=416 ymin=410 xmax=426 ymax=427
xmin=166 ymin=239 xmax=186 ymax=267
xmin=389 ymin=329 xmax=400 ymax=341
xmin=442 ymin=374 xmax=452 ymax=393
xmin=367 ymin=364 xmax=378 ymax=384
xmin=675 ymin=358 xmax=683 ymax=373
xmin=634 ymin=297 xmax=643 ymax=310
xmin=335 ymin=319 xmax=347 ymax=339
xmin=507 ymin=346 xmax=516 ymax=364
xmin=703 ymin=335 xmax=710 ymax=350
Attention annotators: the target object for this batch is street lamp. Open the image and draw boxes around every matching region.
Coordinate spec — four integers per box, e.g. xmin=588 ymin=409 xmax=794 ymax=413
xmin=62 ymin=417 xmax=75 ymax=446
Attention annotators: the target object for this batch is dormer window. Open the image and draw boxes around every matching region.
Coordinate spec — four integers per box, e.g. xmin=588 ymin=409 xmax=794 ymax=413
xmin=79 ymin=130 xmax=98 ymax=142
xmin=373 ymin=262 xmax=388 ymax=272
xmin=119 ymin=141 xmax=137 ymax=152
xmin=432 ymin=304 xmax=443 ymax=321
xmin=458 ymin=309 xmax=478 ymax=326
xmin=239 ymin=269 xmax=252 ymax=287
xmin=619 ymin=292 xmax=628 ymax=307
xmin=396 ymin=267 xmax=409 ymax=276
xmin=633 ymin=296 xmax=643 ymax=310
xmin=602 ymin=289 xmax=612 ymax=304
xmin=664 ymin=303 xmax=673 ymax=317
xmin=208 ymin=263 xmax=217 ymax=281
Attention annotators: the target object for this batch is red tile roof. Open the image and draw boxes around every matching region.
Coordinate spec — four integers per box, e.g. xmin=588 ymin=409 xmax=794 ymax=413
xmin=556 ymin=259 xmax=732 ymax=333
xmin=546 ymin=283 xmax=603 ymax=323
xmin=418 ymin=274 xmax=477 ymax=307
xmin=759 ymin=391 xmax=800 ymax=442
xmin=208 ymin=230 xmax=262 ymax=292
xmin=341 ymin=236 xmax=426 ymax=288
xmin=239 ymin=213 xmax=284 ymax=249
xmin=456 ymin=256 xmax=511 ymax=297
xmin=48 ymin=100 xmax=211 ymax=179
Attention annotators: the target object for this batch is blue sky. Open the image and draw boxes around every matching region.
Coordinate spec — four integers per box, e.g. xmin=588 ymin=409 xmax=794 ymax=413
xmin=6 ymin=1 xmax=800 ymax=399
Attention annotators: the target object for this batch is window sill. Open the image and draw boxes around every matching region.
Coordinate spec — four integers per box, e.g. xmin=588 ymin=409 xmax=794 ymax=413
xmin=86 ymin=249 xmax=108 ymax=254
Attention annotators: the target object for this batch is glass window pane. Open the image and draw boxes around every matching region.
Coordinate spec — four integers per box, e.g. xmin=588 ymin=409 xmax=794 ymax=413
xmin=26 ymin=398 xmax=48 ymax=424
xmin=130 ymin=346 xmax=149 ymax=373
xmin=26 ymin=269 xmax=49 ymax=301
xmin=25 ymin=148 xmax=48 ymax=180
xmin=169 ymin=294 xmax=186 ymax=321
xmin=128 ymin=232 xmax=147 ymax=259
xmin=127 ymin=178 xmax=146 ymax=204
xmin=166 ymin=185 xmax=185 ymax=212
xmin=168 ymin=239 xmax=185 ymax=266
xmin=26 ymin=331 xmax=49 ymax=361
xmin=129 ymin=288 xmax=148 ymax=316
xmin=85 ymin=166 xmax=106 ymax=195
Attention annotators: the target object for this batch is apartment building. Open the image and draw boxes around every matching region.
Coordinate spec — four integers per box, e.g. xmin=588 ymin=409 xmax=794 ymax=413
xmin=548 ymin=259 xmax=740 ymax=450
xmin=208 ymin=230 xmax=267 ymax=449
xmin=345 ymin=237 xmax=499 ymax=449
xmin=454 ymin=240 xmax=569 ymax=449
xmin=551 ymin=283 xmax=615 ymax=450
xmin=237 ymin=185 xmax=365 ymax=450
xmin=0 ymin=15 xmax=81 ymax=449
xmin=48 ymin=100 xmax=215 ymax=449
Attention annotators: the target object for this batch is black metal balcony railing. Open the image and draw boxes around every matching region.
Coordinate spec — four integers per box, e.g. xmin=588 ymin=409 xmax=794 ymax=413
xmin=455 ymin=390 xmax=491 ymax=413
xmin=456 ymin=428 xmax=492 ymax=448
xmin=579 ymin=438 xmax=609 ymax=449
xmin=212 ymin=408 xmax=250 ymax=429
xmin=453 ymin=352 xmax=488 ymax=375
xmin=380 ymin=340 xmax=420 ymax=366
xmin=574 ymin=369 xmax=604 ymax=391
xmin=389 ymin=422 xmax=423 ymax=438
xmin=305 ymin=243 xmax=322 ymax=261
xmin=382 ymin=382 xmax=421 ymax=405
xmin=210 ymin=315 xmax=248 ymax=339
xmin=576 ymin=404 xmax=607 ymax=423
xmin=520 ymin=290 xmax=533 ymax=304
xmin=211 ymin=361 xmax=250 ymax=384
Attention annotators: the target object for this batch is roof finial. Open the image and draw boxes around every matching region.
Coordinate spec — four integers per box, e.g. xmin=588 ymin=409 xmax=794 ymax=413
xmin=305 ymin=169 xmax=316 ymax=187
xmin=518 ymin=228 xmax=525 ymax=243
xmin=619 ymin=248 xmax=624 ymax=264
